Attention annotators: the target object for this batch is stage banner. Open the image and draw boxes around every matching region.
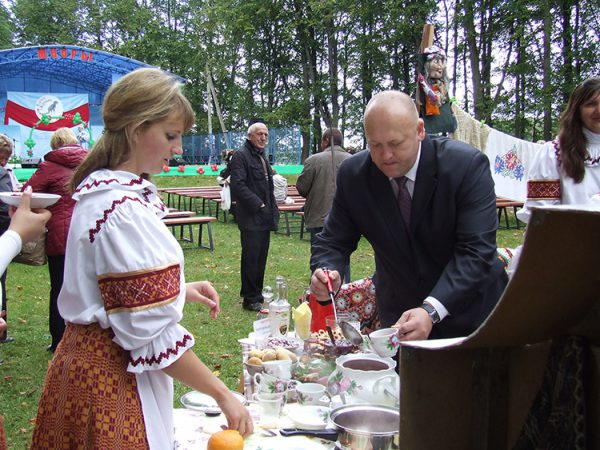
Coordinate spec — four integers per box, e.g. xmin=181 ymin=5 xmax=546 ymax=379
xmin=4 ymin=92 xmax=89 ymax=131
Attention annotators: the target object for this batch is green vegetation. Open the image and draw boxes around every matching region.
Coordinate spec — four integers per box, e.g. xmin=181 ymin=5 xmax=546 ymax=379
xmin=0 ymin=174 xmax=524 ymax=448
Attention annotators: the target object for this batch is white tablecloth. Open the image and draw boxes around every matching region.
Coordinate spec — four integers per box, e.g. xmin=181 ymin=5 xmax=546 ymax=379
xmin=173 ymin=404 xmax=336 ymax=450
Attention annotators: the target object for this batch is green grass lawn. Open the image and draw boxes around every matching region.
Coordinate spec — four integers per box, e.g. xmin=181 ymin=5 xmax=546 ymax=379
xmin=0 ymin=174 xmax=524 ymax=448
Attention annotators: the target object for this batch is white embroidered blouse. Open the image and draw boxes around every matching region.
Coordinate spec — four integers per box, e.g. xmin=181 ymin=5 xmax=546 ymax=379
xmin=516 ymin=128 xmax=600 ymax=224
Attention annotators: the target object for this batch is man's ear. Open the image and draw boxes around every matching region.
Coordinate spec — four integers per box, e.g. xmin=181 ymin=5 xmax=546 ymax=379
xmin=416 ymin=119 xmax=426 ymax=141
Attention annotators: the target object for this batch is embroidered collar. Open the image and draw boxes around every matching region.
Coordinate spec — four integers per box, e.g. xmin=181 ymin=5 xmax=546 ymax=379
xmin=554 ymin=129 xmax=600 ymax=167
xmin=73 ymin=169 xmax=166 ymax=214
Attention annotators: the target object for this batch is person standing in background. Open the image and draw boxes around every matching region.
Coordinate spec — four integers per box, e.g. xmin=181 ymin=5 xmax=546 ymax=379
xmin=297 ymin=128 xmax=351 ymax=281
xmin=0 ymin=134 xmax=20 ymax=342
xmin=24 ymin=127 xmax=87 ymax=352
xmin=230 ymin=122 xmax=279 ymax=311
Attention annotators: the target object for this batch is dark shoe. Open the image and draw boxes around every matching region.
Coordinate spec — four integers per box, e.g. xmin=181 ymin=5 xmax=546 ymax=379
xmin=0 ymin=336 xmax=15 ymax=343
xmin=243 ymin=302 xmax=263 ymax=312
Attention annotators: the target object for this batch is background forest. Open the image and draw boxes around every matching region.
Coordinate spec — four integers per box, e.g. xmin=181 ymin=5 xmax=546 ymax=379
xmin=0 ymin=0 xmax=598 ymax=157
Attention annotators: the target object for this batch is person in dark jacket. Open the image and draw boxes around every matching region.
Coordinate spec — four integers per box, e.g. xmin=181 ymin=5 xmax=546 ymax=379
xmin=230 ymin=122 xmax=279 ymax=311
xmin=24 ymin=127 xmax=87 ymax=351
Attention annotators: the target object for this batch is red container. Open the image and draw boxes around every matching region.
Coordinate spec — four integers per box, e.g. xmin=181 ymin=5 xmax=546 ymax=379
xmin=307 ymin=291 xmax=334 ymax=332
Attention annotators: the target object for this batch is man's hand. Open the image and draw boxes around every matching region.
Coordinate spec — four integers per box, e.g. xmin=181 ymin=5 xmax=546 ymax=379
xmin=186 ymin=281 xmax=220 ymax=319
xmin=309 ymin=268 xmax=341 ymax=303
xmin=393 ymin=307 xmax=433 ymax=341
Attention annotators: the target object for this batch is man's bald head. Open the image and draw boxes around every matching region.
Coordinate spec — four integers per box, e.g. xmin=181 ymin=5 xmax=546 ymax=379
xmin=363 ymin=90 xmax=425 ymax=178
xmin=364 ymin=91 xmax=419 ymax=127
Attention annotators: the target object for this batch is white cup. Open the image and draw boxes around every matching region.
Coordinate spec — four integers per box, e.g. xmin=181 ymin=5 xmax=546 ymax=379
xmin=296 ymin=382 xmax=329 ymax=406
xmin=368 ymin=327 xmax=401 ymax=358
xmin=253 ymin=372 xmax=296 ymax=395
xmin=262 ymin=359 xmax=292 ymax=379
xmin=256 ymin=392 xmax=285 ymax=420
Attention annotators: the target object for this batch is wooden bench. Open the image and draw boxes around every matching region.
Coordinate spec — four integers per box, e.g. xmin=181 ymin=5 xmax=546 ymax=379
xmin=162 ymin=216 xmax=217 ymax=251
xmin=496 ymin=198 xmax=524 ymax=229
xmin=276 ymin=202 xmax=305 ymax=236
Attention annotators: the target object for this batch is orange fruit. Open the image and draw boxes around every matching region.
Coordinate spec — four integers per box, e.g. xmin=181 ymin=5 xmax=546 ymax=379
xmin=207 ymin=429 xmax=244 ymax=450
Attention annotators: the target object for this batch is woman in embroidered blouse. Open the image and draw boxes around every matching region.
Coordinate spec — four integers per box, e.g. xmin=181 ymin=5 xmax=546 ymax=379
xmin=516 ymin=77 xmax=600 ymax=224
xmin=31 ymin=68 xmax=253 ymax=449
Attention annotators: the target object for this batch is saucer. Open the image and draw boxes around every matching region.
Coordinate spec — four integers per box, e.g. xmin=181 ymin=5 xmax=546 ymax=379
xmin=0 ymin=192 xmax=60 ymax=208
xmin=287 ymin=405 xmax=330 ymax=430
xmin=180 ymin=390 xmax=246 ymax=415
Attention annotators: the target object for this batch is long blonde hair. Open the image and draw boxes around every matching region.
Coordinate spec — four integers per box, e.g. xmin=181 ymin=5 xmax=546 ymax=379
xmin=70 ymin=68 xmax=195 ymax=191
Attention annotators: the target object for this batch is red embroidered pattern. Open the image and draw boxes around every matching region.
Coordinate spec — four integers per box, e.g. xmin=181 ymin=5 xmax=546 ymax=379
xmin=75 ymin=177 xmax=144 ymax=194
xmin=89 ymin=196 xmax=145 ymax=243
xmin=527 ymin=179 xmax=560 ymax=200
xmin=129 ymin=334 xmax=192 ymax=367
xmin=100 ymin=262 xmax=181 ymax=313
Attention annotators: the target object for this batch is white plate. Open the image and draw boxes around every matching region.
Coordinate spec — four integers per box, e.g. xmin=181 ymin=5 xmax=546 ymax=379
xmin=0 ymin=192 xmax=60 ymax=208
xmin=287 ymin=405 xmax=330 ymax=430
xmin=180 ymin=390 xmax=246 ymax=414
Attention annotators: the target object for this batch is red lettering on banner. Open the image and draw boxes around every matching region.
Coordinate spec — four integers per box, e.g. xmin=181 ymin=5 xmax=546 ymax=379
xmin=50 ymin=48 xmax=58 ymax=58
xmin=37 ymin=48 xmax=47 ymax=60
xmin=81 ymin=51 xmax=88 ymax=61
xmin=60 ymin=48 xmax=67 ymax=58
xmin=70 ymin=49 xmax=77 ymax=59
xmin=88 ymin=52 xmax=93 ymax=62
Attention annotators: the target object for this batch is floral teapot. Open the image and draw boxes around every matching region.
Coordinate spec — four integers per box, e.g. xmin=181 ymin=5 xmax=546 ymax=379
xmin=326 ymin=353 xmax=399 ymax=407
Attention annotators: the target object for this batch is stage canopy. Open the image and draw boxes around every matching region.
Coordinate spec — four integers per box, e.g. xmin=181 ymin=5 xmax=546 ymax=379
xmin=0 ymin=45 xmax=175 ymax=160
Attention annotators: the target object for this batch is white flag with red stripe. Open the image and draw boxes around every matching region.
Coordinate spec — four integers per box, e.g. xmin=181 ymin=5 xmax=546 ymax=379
xmin=4 ymin=92 xmax=89 ymax=130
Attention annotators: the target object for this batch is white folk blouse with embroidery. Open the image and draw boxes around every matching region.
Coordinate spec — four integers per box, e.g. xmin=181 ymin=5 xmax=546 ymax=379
xmin=59 ymin=169 xmax=193 ymax=449
xmin=517 ymin=128 xmax=600 ymax=224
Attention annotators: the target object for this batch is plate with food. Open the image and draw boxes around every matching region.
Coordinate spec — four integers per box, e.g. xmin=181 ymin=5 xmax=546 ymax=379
xmin=180 ymin=390 xmax=246 ymax=416
xmin=0 ymin=192 xmax=60 ymax=208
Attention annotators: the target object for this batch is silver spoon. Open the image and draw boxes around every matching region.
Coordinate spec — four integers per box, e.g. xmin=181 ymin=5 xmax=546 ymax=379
xmin=339 ymin=321 xmax=363 ymax=346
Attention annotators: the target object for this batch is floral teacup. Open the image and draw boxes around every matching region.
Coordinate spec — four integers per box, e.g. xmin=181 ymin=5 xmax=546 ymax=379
xmin=368 ymin=327 xmax=401 ymax=358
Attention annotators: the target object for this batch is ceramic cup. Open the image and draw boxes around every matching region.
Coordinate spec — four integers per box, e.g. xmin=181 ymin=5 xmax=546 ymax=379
xmin=296 ymin=382 xmax=329 ymax=406
xmin=256 ymin=392 xmax=286 ymax=420
xmin=262 ymin=359 xmax=292 ymax=380
xmin=253 ymin=372 xmax=297 ymax=395
xmin=368 ymin=327 xmax=401 ymax=358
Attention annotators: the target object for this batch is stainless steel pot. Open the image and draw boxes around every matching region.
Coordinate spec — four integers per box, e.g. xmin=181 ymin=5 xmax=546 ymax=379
xmin=280 ymin=404 xmax=399 ymax=450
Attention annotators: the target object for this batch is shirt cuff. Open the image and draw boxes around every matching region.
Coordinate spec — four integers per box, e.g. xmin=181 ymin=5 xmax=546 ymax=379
xmin=424 ymin=296 xmax=449 ymax=321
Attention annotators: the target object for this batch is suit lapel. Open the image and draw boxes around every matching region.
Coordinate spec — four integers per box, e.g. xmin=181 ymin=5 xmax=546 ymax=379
xmin=412 ymin=137 xmax=438 ymax=227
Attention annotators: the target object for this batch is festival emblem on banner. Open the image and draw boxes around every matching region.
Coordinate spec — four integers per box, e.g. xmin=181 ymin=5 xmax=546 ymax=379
xmin=494 ymin=145 xmax=525 ymax=181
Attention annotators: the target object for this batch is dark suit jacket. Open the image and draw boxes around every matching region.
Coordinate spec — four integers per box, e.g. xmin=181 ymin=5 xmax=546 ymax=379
xmin=311 ymin=136 xmax=507 ymax=338
xmin=230 ymin=140 xmax=279 ymax=231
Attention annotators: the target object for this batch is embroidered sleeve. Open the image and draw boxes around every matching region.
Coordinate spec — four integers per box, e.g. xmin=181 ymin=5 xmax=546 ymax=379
xmin=93 ymin=198 xmax=194 ymax=373
xmin=516 ymin=142 xmax=561 ymax=224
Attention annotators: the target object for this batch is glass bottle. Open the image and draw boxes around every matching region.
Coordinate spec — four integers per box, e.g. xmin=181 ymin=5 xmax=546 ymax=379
xmin=269 ymin=281 xmax=290 ymax=337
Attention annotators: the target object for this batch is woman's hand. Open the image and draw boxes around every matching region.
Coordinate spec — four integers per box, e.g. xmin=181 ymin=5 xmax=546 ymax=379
xmin=215 ymin=391 xmax=254 ymax=437
xmin=8 ymin=187 xmax=51 ymax=243
xmin=185 ymin=281 xmax=220 ymax=319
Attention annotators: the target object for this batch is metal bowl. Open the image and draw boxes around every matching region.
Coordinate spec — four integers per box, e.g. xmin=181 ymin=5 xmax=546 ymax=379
xmin=331 ymin=404 xmax=399 ymax=450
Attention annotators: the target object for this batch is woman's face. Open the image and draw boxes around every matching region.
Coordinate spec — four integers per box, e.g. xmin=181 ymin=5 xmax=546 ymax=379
xmin=580 ymin=91 xmax=600 ymax=135
xmin=130 ymin=113 xmax=185 ymax=175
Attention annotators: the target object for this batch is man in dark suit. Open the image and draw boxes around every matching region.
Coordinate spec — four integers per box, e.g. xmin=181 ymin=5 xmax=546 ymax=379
xmin=230 ymin=122 xmax=279 ymax=311
xmin=309 ymin=91 xmax=507 ymax=340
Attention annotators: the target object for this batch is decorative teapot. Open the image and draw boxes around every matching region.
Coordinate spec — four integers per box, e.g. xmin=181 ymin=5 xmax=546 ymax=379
xmin=326 ymin=353 xmax=399 ymax=407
